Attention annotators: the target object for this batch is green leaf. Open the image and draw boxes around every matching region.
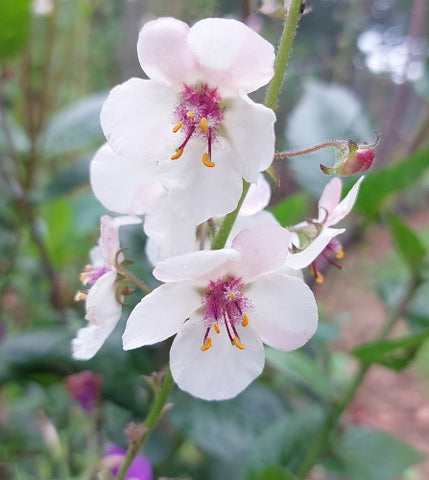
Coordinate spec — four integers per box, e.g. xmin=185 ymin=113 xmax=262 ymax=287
xmin=354 ymin=146 xmax=429 ymax=217
xmin=244 ymin=407 xmax=324 ymax=477
xmin=271 ymin=192 xmax=312 ymax=227
xmin=386 ymin=212 xmax=426 ymax=276
xmin=266 ymin=348 xmax=334 ymax=401
xmin=406 ymin=281 xmax=429 ymax=330
xmin=0 ymin=0 xmax=32 ymax=62
xmin=41 ymin=92 xmax=107 ymax=158
xmin=246 ymin=465 xmax=298 ymax=480
xmin=352 ymin=328 xmax=429 ymax=370
xmin=326 ymin=426 xmax=424 ymax=480
xmin=285 ymin=80 xmax=373 ymax=197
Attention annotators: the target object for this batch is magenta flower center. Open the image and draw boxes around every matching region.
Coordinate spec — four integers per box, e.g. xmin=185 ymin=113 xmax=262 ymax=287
xmin=311 ymin=238 xmax=344 ymax=284
xmin=200 ymin=276 xmax=252 ymax=351
xmin=80 ymin=264 xmax=111 ymax=286
xmin=171 ymin=83 xmax=224 ymax=168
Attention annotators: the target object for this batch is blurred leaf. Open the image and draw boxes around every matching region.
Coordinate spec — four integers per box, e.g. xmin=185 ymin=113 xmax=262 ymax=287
xmin=352 ymin=329 xmax=429 ymax=370
xmin=41 ymin=92 xmax=106 ymax=157
xmin=0 ymin=111 xmax=30 ymax=154
xmin=244 ymin=407 xmax=324 ymax=477
xmin=325 ymin=426 xmax=424 ymax=480
xmin=246 ymin=465 xmax=298 ymax=480
xmin=406 ymin=281 xmax=429 ymax=330
xmin=376 ymin=277 xmax=407 ymax=308
xmin=43 ymin=156 xmax=90 ymax=199
xmin=285 ymin=80 xmax=373 ymax=196
xmin=266 ymin=348 xmax=333 ymax=401
xmin=271 ymin=191 xmax=312 ymax=227
xmin=386 ymin=213 xmax=426 ymax=276
xmin=354 ymin=146 xmax=429 ymax=217
xmin=0 ymin=0 xmax=32 ymax=62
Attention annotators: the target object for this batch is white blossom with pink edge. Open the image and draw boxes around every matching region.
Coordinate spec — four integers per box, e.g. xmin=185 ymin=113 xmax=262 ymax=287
xmin=72 ymin=215 xmax=140 ymax=360
xmin=100 ymin=17 xmax=276 ymax=225
xmin=286 ymin=176 xmax=364 ymax=272
xmin=122 ymin=224 xmax=318 ymax=401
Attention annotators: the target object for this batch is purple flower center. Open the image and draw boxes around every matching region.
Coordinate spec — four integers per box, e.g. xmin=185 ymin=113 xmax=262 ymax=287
xmin=200 ymin=276 xmax=252 ymax=351
xmin=171 ymin=83 xmax=224 ymax=168
xmin=80 ymin=264 xmax=111 ymax=286
xmin=311 ymin=238 xmax=344 ymax=284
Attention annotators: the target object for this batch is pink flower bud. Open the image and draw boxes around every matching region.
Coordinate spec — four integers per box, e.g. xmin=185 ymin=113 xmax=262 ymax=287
xmin=65 ymin=370 xmax=103 ymax=412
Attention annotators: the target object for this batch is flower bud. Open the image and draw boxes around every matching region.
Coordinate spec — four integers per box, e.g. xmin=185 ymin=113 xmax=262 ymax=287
xmin=65 ymin=370 xmax=103 ymax=413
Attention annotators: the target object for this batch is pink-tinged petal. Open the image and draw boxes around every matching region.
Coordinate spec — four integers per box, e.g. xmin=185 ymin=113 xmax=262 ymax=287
xmin=317 ymin=177 xmax=342 ymax=222
xmin=329 ymin=175 xmax=364 ymax=225
xmin=170 ymin=315 xmax=264 ymax=400
xmin=158 ymin=138 xmax=243 ymax=225
xmin=153 ymin=249 xmax=240 ymax=285
xmin=72 ymin=320 xmax=119 ymax=361
xmin=99 ymin=216 xmax=120 ymax=266
xmin=137 ymin=17 xmax=198 ymax=87
xmin=100 ymin=79 xmax=176 ymax=160
xmin=90 ymin=145 xmax=166 ymax=216
xmin=223 ymin=95 xmax=275 ymax=183
xmin=225 ymin=210 xmax=279 ymax=249
xmin=239 ymin=174 xmax=271 ymax=216
xmin=248 ymin=273 xmax=318 ymax=350
xmin=230 ymin=224 xmax=290 ymax=281
xmin=122 ymin=282 xmax=201 ymax=350
xmin=111 ymin=215 xmax=142 ymax=228
xmin=187 ymin=18 xmax=275 ymax=95
xmin=85 ymin=271 xmax=121 ymax=327
xmin=287 ymin=227 xmax=344 ymax=270
xmin=144 ymin=199 xmax=197 ymax=265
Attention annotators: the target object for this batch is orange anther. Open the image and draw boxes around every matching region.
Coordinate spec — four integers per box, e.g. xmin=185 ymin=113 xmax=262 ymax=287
xmin=213 ymin=323 xmax=221 ymax=334
xmin=172 ymin=121 xmax=183 ymax=133
xmin=335 ymin=248 xmax=344 ymax=260
xmin=202 ymin=152 xmax=215 ymax=167
xmin=233 ymin=337 xmax=245 ymax=350
xmin=200 ymin=117 xmax=208 ymax=133
xmin=171 ymin=148 xmax=184 ymax=160
xmin=200 ymin=337 xmax=212 ymax=351
xmin=186 ymin=111 xmax=195 ymax=118
xmin=241 ymin=315 xmax=249 ymax=327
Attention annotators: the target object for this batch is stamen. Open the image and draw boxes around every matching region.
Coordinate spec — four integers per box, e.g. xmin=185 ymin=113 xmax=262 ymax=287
xmin=186 ymin=111 xmax=195 ymax=118
xmin=335 ymin=248 xmax=344 ymax=259
xmin=74 ymin=291 xmax=87 ymax=302
xmin=232 ymin=337 xmax=245 ymax=350
xmin=200 ymin=337 xmax=212 ymax=351
xmin=230 ymin=292 xmax=236 ymax=300
xmin=213 ymin=323 xmax=221 ymax=334
xmin=200 ymin=117 xmax=208 ymax=133
xmin=171 ymin=148 xmax=184 ymax=160
xmin=315 ymin=270 xmax=324 ymax=284
xmin=172 ymin=121 xmax=183 ymax=133
xmin=241 ymin=314 xmax=249 ymax=327
xmin=202 ymin=152 xmax=215 ymax=168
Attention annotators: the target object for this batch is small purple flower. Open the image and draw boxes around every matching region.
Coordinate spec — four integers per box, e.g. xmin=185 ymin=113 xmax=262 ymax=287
xmin=104 ymin=445 xmax=152 ymax=480
xmin=65 ymin=370 xmax=102 ymax=412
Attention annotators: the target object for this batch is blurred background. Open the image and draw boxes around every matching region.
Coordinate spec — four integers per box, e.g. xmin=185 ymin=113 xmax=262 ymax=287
xmin=1 ymin=0 xmax=429 ymax=479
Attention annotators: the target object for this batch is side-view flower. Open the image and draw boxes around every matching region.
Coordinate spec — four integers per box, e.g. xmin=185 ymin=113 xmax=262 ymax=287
xmin=100 ymin=17 xmax=276 ymax=225
xmin=122 ymin=224 xmax=318 ymax=400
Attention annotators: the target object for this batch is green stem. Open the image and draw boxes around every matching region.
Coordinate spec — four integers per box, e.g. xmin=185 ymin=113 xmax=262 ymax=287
xmin=275 ymin=141 xmax=339 ymax=159
xmin=295 ymin=275 xmax=422 ymax=479
xmin=211 ymin=0 xmax=303 ymax=250
xmin=115 ymin=368 xmax=175 ymax=480
xmin=116 ymin=264 xmax=151 ymax=295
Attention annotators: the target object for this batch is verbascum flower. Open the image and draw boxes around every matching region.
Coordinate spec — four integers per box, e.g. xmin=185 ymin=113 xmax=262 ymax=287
xmin=123 ymin=224 xmax=318 ymax=401
xmin=100 ymin=17 xmax=276 ymax=225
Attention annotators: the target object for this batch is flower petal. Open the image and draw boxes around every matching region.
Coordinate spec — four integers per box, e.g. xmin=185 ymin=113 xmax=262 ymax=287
xmin=100 ymin=78 xmax=176 ymax=160
xmin=90 ymin=144 xmax=166 ymax=216
xmin=239 ymin=174 xmax=271 ymax=216
xmin=317 ymin=177 xmax=342 ymax=222
xmin=122 ymin=282 xmax=201 ymax=350
xmin=153 ymin=249 xmax=240 ymax=284
xmin=170 ymin=315 xmax=265 ymax=400
xmin=137 ymin=17 xmax=198 ymax=87
xmin=72 ymin=320 xmax=119 ymax=360
xmin=85 ymin=271 xmax=121 ymax=326
xmin=187 ymin=18 xmax=275 ymax=95
xmin=286 ymin=227 xmax=344 ymax=270
xmin=230 ymin=223 xmax=290 ymax=281
xmin=158 ymin=138 xmax=243 ymax=225
xmin=248 ymin=273 xmax=318 ymax=350
xmin=223 ymin=94 xmax=276 ymax=183
xmin=329 ymin=175 xmax=364 ymax=225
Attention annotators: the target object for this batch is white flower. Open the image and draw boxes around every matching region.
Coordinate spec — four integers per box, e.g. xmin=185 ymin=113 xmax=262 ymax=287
xmin=72 ymin=215 xmax=140 ymax=360
xmin=100 ymin=17 xmax=276 ymax=225
xmin=287 ymin=176 xmax=364 ymax=281
xmin=122 ymin=224 xmax=318 ymax=401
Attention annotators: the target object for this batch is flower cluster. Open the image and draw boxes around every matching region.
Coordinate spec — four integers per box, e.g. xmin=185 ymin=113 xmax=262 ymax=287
xmin=72 ymin=16 xmax=369 ymax=401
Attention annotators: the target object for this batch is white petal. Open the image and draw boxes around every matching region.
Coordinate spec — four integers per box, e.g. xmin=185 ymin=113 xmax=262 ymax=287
xmin=90 ymin=144 xmax=166 ymax=215
xmin=225 ymin=210 xmax=279 ymax=249
xmin=100 ymin=78 xmax=176 ymax=160
xmin=239 ymin=174 xmax=271 ymax=216
xmin=187 ymin=18 xmax=275 ymax=95
xmin=122 ymin=282 xmax=201 ymax=350
xmin=170 ymin=315 xmax=265 ymax=400
xmin=247 ymin=273 xmax=318 ymax=351
xmin=317 ymin=177 xmax=342 ymax=221
xmin=286 ymin=227 xmax=344 ymax=269
xmin=230 ymin=224 xmax=290 ymax=281
xmin=85 ymin=271 xmax=121 ymax=326
xmin=329 ymin=176 xmax=364 ymax=225
xmin=137 ymin=17 xmax=198 ymax=87
xmin=153 ymin=249 xmax=240 ymax=284
xmin=158 ymin=138 xmax=243 ymax=225
xmin=72 ymin=320 xmax=118 ymax=361
xmin=223 ymin=94 xmax=276 ymax=183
